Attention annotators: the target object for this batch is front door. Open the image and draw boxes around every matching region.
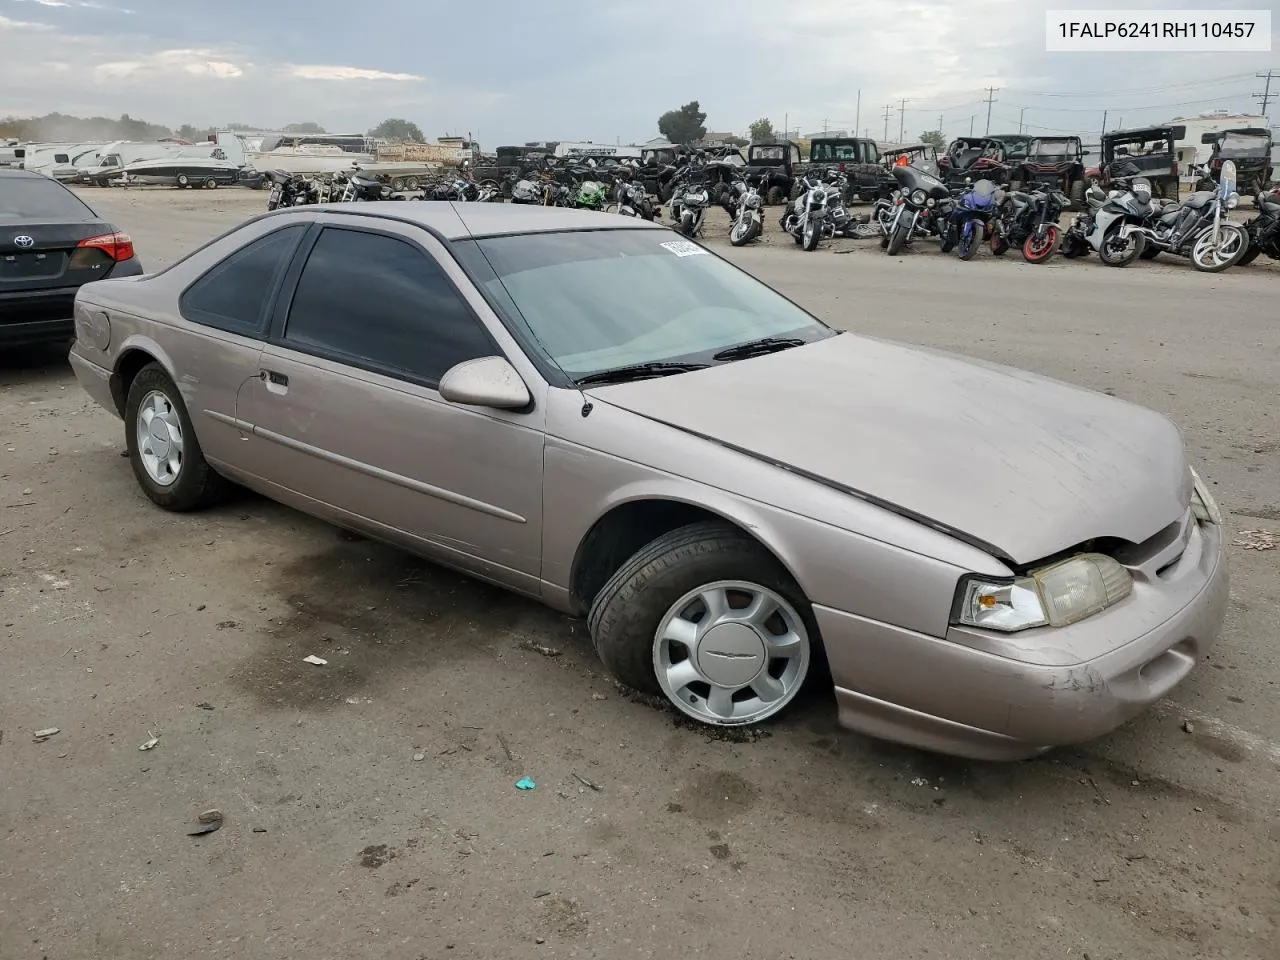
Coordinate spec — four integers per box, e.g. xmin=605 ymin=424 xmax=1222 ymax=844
xmin=237 ymin=220 xmax=546 ymax=594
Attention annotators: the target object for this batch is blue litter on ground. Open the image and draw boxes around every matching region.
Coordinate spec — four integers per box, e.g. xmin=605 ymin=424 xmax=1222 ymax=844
xmin=515 ymin=777 xmax=536 ymax=791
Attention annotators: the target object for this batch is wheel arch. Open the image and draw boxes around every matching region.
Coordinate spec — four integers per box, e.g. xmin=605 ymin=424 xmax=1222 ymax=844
xmin=567 ymin=492 xmax=808 ymax=618
xmin=109 ymin=336 xmax=177 ymax=417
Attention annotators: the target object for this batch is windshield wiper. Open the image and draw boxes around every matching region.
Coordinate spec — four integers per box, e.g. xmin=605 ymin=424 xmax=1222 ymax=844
xmin=573 ymin=361 xmax=710 ymax=386
xmin=711 ymin=337 xmax=807 ymax=362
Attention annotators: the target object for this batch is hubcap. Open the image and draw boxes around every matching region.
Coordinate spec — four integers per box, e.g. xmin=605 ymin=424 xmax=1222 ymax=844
xmin=136 ymin=390 xmax=184 ymax=486
xmin=653 ymin=580 xmax=810 ymax=726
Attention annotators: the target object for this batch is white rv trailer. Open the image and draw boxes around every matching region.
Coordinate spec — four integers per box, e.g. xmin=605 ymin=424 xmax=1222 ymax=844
xmin=552 ymin=141 xmax=643 ymax=161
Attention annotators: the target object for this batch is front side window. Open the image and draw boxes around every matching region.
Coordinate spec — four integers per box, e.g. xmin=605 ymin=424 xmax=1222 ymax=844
xmin=283 ymin=227 xmax=494 ymax=384
xmin=180 ymin=225 xmax=305 ymax=335
xmin=457 ymin=229 xmax=833 ymax=380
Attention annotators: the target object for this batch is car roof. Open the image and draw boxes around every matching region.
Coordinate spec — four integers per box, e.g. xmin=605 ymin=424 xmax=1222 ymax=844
xmin=264 ymin=201 xmax=668 ymax=240
xmin=0 ymin=169 xmax=55 ymax=180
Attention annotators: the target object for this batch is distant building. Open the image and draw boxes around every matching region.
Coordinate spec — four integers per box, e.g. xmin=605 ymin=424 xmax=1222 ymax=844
xmin=803 ymin=129 xmax=849 ymax=139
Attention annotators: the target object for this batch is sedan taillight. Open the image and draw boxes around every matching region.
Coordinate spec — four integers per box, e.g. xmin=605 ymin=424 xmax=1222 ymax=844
xmin=78 ymin=231 xmax=134 ymax=262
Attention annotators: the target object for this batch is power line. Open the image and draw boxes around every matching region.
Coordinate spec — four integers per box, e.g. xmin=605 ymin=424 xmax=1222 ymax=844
xmin=983 ymin=87 xmax=999 ymax=135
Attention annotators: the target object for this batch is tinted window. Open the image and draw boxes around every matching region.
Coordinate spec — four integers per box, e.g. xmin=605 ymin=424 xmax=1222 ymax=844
xmin=180 ymin=225 xmax=305 ymax=336
xmin=0 ymin=176 xmax=94 ymax=220
xmin=283 ymin=227 xmax=494 ymax=384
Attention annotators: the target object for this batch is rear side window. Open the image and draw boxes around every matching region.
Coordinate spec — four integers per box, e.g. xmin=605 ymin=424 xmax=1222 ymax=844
xmin=281 ymin=227 xmax=494 ymax=385
xmin=180 ymin=225 xmax=305 ymax=336
xmin=0 ymin=176 xmax=95 ymax=220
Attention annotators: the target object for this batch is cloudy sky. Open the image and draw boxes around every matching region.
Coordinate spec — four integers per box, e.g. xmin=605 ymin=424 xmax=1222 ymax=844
xmin=1 ymin=0 xmax=1275 ymax=144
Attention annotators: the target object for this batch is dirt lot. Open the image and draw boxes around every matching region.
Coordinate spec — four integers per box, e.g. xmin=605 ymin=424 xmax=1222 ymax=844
xmin=2 ymin=187 xmax=1278 ymax=960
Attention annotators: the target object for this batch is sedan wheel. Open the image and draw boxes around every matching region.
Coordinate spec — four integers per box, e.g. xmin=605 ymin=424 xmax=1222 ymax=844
xmin=589 ymin=520 xmax=815 ymax=727
xmin=654 ymin=580 xmax=810 ymax=724
xmin=125 ymin=362 xmax=230 ymax=511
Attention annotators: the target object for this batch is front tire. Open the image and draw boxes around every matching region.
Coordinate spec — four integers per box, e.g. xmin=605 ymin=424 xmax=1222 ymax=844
xmin=1190 ymin=224 xmax=1248 ymax=272
xmin=886 ymin=216 xmax=909 ymax=255
xmin=1022 ymin=225 xmax=1059 ymax=263
xmin=957 ymin=219 xmax=981 ymax=260
xmin=1098 ymin=222 xmax=1144 ymax=266
xmin=766 ymin=185 xmax=784 ymax=206
xmin=802 ymin=218 xmax=819 ymax=251
xmin=124 ymin=363 xmax=230 ymax=511
xmin=588 ymin=521 xmax=815 ymax=727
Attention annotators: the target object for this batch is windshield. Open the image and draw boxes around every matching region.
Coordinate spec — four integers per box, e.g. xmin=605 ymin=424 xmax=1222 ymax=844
xmin=752 ymin=146 xmax=785 ymax=161
xmin=457 ymin=229 xmax=833 ymax=378
xmin=0 ymin=177 xmax=95 ymax=219
xmin=811 ymin=142 xmax=859 ymax=161
xmin=1220 ymin=132 xmax=1270 ymax=154
xmin=1031 ymin=138 xmax=1078 ymax=157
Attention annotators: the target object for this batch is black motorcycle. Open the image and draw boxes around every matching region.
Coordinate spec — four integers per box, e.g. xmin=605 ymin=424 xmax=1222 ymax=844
xmin=989 ymin=186 xmax=1070 ymax=263
xmin=265 ymin=169 xmax=318 ymax=210
xmin=881 ymin=165 xmax=953 ymax=255
xmin=1235 ymin=188 xmax=1280 ymax=266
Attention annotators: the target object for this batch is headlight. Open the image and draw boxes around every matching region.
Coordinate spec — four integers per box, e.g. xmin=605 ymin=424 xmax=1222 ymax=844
xmin=911 ymin=189 xmax=927 ymax=205
xmin=955 ymin=553 xmax=1132 ymax=632
xmin=1190 ymin=467 xmax=1222 ymax=525
xmin=1225 ymin=192 xmax=1240 ymax=209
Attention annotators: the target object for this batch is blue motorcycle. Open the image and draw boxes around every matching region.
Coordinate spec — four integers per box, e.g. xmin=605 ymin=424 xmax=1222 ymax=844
xmin=941 ymin=178 xmax=1000 ymax=260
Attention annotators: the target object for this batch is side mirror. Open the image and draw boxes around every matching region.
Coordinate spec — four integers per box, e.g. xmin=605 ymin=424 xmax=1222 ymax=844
xmin=1200 ymin=132 xmax=1219 ymax=145
xmin=438 ymin=356 xmax=531 ymax=410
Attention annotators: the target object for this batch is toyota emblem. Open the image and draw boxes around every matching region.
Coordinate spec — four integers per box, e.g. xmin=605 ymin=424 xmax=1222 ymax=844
xmin=14 ymin=235 xmax=34 ymax=248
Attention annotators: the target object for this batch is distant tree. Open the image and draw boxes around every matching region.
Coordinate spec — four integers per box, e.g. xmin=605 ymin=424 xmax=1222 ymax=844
xmin=225 ymin=122 xmax=255 ymax=131
xmin=657 ymin=101 xmax=707 ymax=145
xmin=368 ymin=118 xmax=424 ymax=142
xmin=722 ymin=134 xmax=748 ymax=147
xmin=919 ymin=130 xmax=946 ymax=150
xmin=284 ymin=121 xmax=326 ymax=134
xmin=749 ymin=118 xmax=775 ymax=142
xmin=175 ymin=124 xmax=206 ymax=142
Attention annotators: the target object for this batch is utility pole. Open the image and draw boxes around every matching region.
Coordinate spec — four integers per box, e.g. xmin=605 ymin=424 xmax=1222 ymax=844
xmin=1018 ymin=107 xmax=1026 ymax=134
xmin=882 ymin=104 xmax=892 ymax=142
xmin=823 ymin=118 xmax=829 ymax=133
xmin=1100 ymin=110 xmax=1107 ymax=143
xmin=855 ymin=90 xmax=861 ymax=136
xmin=784 ymin=113 xmax=788 ymax=140
xmin=969 ymin=115 xmax=975 ymax=136
xmin=983 ymin=86 xmax=999 ymax=135
xmin=898 ymin=98 xmax=909 ymax=143
xmin=1255 ymin=70 xmax=1276 ymax=117
xmin=937 ymin=112 xmax=944 ymax=133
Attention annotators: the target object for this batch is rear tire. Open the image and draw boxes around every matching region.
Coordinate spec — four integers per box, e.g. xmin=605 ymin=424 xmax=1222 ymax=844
xmin=1236 ymin=243 xmax=1261 ymax=266
xmin=1069 ymin=179 xmax=1085 ymax=209
xmin=124 ymin=363 xmax=231 ymax=512
xmin=204 ymin=178 xmax=218 ymax=189
xmin=766 ymin=185 xmax=784 ymax=206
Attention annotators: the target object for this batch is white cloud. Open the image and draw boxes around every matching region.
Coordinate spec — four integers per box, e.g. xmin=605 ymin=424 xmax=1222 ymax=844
xmin=11 ymin=0 xmax=133 ymax=10
xmin=287 ymin=64 xmax=423 ymax=82
xmin=0 ymin=13 xmax=55 ymax=28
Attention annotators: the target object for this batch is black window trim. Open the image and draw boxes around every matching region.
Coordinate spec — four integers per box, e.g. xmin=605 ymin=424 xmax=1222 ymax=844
xmin=177 ymin=222 xmax=314 ymax=339
xmin=267 ymin=222 xmax=505 ymax=392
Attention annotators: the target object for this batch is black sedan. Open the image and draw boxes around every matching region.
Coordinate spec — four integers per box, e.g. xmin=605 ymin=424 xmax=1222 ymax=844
xmin=1 ymin=169 xmax=143 ymax=349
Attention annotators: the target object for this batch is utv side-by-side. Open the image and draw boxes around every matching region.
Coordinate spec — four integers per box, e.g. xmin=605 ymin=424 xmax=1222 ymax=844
xmin=1197 ymin=128 xmax=1274 ymax=198
xmin=936 ymin=137 xmax=1010 ymax=189
xmin=1089 ymin=125 xmax=1185 ymax=201
xmin=743 ymin=140 xmax=802 ymax=205
xmin=1011 ymin=136 xmax=1087 ymax=207
xmin=793 ymin=136 xmax=881 ymax=202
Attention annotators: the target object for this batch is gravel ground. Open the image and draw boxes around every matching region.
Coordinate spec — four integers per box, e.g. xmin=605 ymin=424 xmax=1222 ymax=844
xmin=2 ymin=186 xmax=1277 ymax=960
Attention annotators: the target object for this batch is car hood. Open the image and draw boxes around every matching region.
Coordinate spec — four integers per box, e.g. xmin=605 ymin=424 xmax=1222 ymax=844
xmin=588 ymin=334 xmax=1189 ymax=566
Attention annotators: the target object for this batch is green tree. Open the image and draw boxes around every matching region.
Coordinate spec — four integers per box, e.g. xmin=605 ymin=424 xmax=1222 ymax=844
xmin=749 ymin=117 xmax=775 ymax=142
xmin=919 ymin=130 xmax=946 ymax=150
xmin=657 ymin=101 xmax=707 ymax=145
xmin=284 ymin=121 xmax=326 ymax=134
xmin=722 ymin=134 xmax=748 ymax=147
xmin=368 ymin=118 xmax=425 ymax=142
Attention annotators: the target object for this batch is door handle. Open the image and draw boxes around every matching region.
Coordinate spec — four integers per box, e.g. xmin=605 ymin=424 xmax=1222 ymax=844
xmin=261 ymin=369 xmax=289 ymax=394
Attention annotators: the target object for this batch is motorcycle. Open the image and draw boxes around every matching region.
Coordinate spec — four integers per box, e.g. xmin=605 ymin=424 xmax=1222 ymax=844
xmin=881 ymin=165 xmax=953 ymax=255
xmin=1061 ymin=180 xmax=1150 ymax=267
xmin=264 ymin=170 xmax=318 ymax=209
xmin=726 ymin=178 xmax=764 ymax=245
xmin=1130 ymin=160 xmax=1249 ymax=272
xmin=573 ymin=179 xmax=608 ymax=211
xmin=940 ymin=178 xmax=1000 ymax=260
xmin=613 ymin=175 xmax=656 ymax=220
xmin=669 ymin=166 xmax=710 ymax=238
xmin=1235 ymin=187 xmax=1280 ymax=266
xmin=990 ymin=185 xmax=1070 ymax=263
xmin=332 ymin=166 xmax=399 ymax=202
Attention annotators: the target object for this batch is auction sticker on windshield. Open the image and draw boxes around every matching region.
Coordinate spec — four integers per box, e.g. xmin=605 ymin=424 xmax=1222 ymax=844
xmin=660 ymin=240 xmax=709 ymax=257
